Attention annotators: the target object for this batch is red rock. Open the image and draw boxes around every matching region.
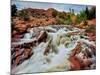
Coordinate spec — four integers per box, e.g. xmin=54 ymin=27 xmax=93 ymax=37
xmin=14 ymin=23 xmax=27 ymax=33
xmin=70 ymin=56 xmax=81 ymax=70
xmin=13 ymin=34 xmax=23 ymax=38
xmin=14 ymin=56 xmax=22 ymax=66
xmin=71 ymin=42 xmax=82 ymax=56
xmin=82 ymin=59 xmax=92 ymax=68
xmin=23 ymin=48 xmax=32 ymax=59
xmin=37 ymin=31 xmax=47 ymax=43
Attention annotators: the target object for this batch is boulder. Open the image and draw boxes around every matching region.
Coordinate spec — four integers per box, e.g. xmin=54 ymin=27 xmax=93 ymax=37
xmin=37 ymin=31 xmax=47 ymax=43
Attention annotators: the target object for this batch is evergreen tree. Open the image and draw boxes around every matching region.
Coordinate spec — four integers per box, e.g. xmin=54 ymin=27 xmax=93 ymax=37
xmin=85 ymin=6 xmax=89 ymax=19
xmin=11 ymin=4 xmax=17 ymax=16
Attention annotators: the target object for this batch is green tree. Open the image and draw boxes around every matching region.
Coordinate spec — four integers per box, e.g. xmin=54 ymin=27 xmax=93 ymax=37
xmin=88 ymin=6 xmax=96 ymax=19
xmin=11 ymin=4 xmax=17 ymax=16
xmin=85 ymin=6 xmax=89 ymax=18
xmin=77 ymin=10 xmax=87 ymax=23
xmin=85 ymin=6 xmax=96 ymax=20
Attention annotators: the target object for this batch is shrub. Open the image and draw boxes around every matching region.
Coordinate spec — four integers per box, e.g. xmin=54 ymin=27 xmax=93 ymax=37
xmin=18 ymin=11 xmax=29 ymax=21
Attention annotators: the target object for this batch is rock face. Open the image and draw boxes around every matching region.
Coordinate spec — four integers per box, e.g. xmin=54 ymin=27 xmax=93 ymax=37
xmin=37 ymin=31 xmax=47 ymax=43
xmin=69 ymin=41 xmax=96 ymax=70
xmin=18 ymin=8 xmax=56 ymax=18
xmin=11 ymin=8 xmax=58 ymax=39
xmin=11 ymin=41 xmax=35 ymax=69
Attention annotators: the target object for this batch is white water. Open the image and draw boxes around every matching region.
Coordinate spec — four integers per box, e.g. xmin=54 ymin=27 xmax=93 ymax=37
xmin=12 ymin=26 xmax=95 ymax=74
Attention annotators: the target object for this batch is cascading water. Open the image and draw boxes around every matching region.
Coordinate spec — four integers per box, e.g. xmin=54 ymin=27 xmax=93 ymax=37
xmin=11 ymin=25 xmax=96 ymax=74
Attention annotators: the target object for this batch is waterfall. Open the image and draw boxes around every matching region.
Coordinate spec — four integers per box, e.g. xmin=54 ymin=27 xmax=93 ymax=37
xmin=12 ymin=25 xmax=96 ymax=74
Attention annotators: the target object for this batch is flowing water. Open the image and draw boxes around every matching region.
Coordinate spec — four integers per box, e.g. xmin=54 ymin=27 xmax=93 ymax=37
xmin=12 ymin=25 xmax=95 ymax=74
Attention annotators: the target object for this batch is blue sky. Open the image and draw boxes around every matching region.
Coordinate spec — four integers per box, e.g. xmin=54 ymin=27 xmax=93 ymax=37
xmin=11 ymin=0 xmax=93 ymax=13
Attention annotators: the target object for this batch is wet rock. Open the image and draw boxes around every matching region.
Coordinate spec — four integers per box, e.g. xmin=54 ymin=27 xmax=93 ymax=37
xmin=44 ymin=47 xmax=51 ymax=55
xmin=60 ymin=37 xmax=66 ymax=44
xmin=11 ymin=41 xmax=34 ymax=69
xmin=23 ymin=48 xmax=33 ymax=59
xmin=82 ymin=58 xmax=92 ymax=68
xmin=12 ymin=30 xmax=18 ymax=37
xmin=89 ymin=45 xmax=96 ymax=56
xmin=11 ymin=25 xmax=96 ymax=72
xmin=70 ymin=56 xmax=81 ymax=70
xmin=12 ymin=34 xmax=24 ymax=39
xmin=37 ymin=31 xmax=47 ymax=43
xmin=14 ymin=55 xmax=22 ymax=66
xmin=90 ymin=64 xmax=96 ymax=69
xmin=70 ymin=42 xmax=82 ymax=56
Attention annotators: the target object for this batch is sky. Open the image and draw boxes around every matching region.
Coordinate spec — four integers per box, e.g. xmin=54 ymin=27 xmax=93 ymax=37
xmin=11 ymin=0 xmax=94 ymax=13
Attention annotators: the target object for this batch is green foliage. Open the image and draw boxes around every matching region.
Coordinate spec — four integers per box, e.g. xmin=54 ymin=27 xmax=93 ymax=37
xmin=12 ymin=5 xmax=95 ymax=25
xmin=66 ymin=14 xmax=72 ymax=25
xmin=54 ymin=10 xmax=73 ymax=25
xmin=77 ymin=6 xmax=96 ymax=23
xmin=66 ymin=6 xmax=96 ymax=25
xmin=57 ymin=12 xmax=67 ymax=19
xmin=69 ymin=8 xmax=75 ymax=15
xmin=87 ymin=6 xmax=96 ymax=20
xmin=77 ymin=10 xmax=87 ymax=23
xmin=52 ymin=9 xmax=58 ymax=18
xmin=56 ymin=17 xmax=64 ymax=24
xmin=18 ymin=10 xmax=29 ymax=21
xmin=11 ymin=4 xmax=17 ymax=16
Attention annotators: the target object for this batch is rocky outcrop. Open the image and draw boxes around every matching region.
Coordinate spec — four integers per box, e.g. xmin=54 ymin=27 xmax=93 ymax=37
xmin=69 ymin=41 xmax=96 ymax=70
xmin=11 ymin=41 xmax=35 ymax=69
xmin=37 ymin=31 xmax=47 ymax=43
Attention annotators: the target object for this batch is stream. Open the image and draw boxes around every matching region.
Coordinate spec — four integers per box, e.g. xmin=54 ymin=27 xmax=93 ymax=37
xmin=11 ymin=25 xmax=96 ymax=74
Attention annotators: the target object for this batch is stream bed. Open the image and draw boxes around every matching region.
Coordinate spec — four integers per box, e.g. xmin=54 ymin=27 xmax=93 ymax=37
xmin=11 ymin=25 xmax=96 ymax=74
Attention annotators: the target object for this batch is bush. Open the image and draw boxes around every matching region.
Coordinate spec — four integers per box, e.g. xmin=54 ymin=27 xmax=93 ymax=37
xmin=18 ymin=11 xmax=29 ymax=21
xmin=76 ymin=6 xmax=96 ymax=23
xmin=77 ymin=10 xmax=87 ymax=23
